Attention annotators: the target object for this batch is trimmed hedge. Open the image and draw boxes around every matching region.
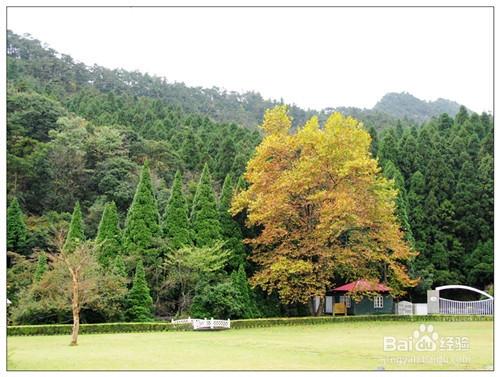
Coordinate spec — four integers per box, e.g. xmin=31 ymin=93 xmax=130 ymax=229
xmin=7 ymin=322 xmax=192 ymax=336
xmin=8 ymin=314 xmax=492 ymax=336
xmin=230 ymin=314 xmax=493 ymax=329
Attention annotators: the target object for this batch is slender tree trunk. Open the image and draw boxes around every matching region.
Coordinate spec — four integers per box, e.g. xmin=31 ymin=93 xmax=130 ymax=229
xmin=314 ymin=296 xmax=325 ymax=316
xmin=70 ymin=272 xmax=80 ymax=346
xmin=310 ymin=296 xmax=325 ymax=316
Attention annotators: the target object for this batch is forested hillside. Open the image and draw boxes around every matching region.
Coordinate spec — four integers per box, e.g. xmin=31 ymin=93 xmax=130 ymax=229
xmin=6 ymin=31 xmax=493 ymax=325
xmin=374 ymin=92 xmax=463 ymax=124
xmin=374 ymin=109 xmax=493 ymax=298
xmin=7 ymin=31 xmax=466 ymax=130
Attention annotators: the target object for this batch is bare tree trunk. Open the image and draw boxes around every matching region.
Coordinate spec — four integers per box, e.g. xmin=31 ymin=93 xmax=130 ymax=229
xmin=314 ymin=296 xmax=325 ymax=316
xmin=310 ymin=296 xmax=325 ymax=316
xmin=70 ymin=272 xmax=80 ymax=346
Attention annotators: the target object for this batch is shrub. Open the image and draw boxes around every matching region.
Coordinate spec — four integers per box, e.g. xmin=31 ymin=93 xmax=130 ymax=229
xmin=8 ymin=314 xmax=492 ymax=336
xmin=230 ymin=314 xmax=493 ymax=329
xmin=191 ymin=281 xmax=245 ymax=319
xmin=8 ymin=322 xmax=191 ymax=336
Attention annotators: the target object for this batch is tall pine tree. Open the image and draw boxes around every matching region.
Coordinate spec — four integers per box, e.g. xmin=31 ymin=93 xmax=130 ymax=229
xmin=230 ymin=264 xmax=259 ymax=318
xmin=126 ymin=259 xmax=154 ymax=321
xmin=219 ymin=174 xmax=245 ymax=270
xmin=123 ymin=161 xmax=160 ymax=256
xmin=64 ymin=201 xmax=84 ymax=252
xmin=190 ymin=163 xmax=221 ymax=247
xmin=163 ymin=170 xmax=191 ymax=249
xmin=95 ymin=201 xmax=122 ymax=267
xmin=7 ymin=197 xmax=28 ymax=254
xmin=383 ymin=161 xmax=414 ymax=244
xmin=33 ymin=253 xmax=48 ymax=282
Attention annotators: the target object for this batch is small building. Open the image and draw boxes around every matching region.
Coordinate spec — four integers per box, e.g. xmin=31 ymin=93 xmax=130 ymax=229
xmin=323 ymin=279 xmax=394 ymax=315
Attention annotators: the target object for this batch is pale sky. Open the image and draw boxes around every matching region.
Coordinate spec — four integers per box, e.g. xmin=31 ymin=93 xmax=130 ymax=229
xmin=7 ymin=7 xmax=493 ymax=113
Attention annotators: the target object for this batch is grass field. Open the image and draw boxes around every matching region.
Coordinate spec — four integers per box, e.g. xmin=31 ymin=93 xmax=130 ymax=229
xmin=8 ymin=320 xmax=493 ymax=370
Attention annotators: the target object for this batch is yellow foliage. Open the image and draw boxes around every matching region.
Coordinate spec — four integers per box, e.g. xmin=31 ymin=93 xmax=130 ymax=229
xmin=231 ymin=106 xmax=418 ymax=305
xmin=260 ymin=105 xmax=292 ymax=136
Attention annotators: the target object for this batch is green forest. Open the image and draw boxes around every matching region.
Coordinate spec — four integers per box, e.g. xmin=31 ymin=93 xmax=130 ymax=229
xmin=6 ymin=31 xmax=493 ymax=325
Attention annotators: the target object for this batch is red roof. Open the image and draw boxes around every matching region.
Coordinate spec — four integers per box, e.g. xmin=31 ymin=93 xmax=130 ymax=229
xmin=333 ymin=279 xmax=391 ymax=293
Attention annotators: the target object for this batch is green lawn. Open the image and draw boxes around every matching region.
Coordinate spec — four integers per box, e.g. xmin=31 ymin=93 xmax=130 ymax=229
xmin=8 ymin=320 xmax=493 ymax=370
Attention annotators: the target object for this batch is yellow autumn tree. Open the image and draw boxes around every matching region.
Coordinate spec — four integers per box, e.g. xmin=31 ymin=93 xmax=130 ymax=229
xmin=231 ymin=106 xmax=417 ymax=313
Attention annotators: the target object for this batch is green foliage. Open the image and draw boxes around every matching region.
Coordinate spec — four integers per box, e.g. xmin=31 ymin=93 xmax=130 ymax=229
xmin=7 ymin=87 xmax=66 ymax=142
xmin=162 ymin=242 xmax=230 ymax=315
xmin=12 ymin=240 xmax=128 ymax=325
xmin=33 ymin=253 xmax=48 ymax=283
xmin=162 ymin=171 xmax=191 ymax=249
xmin=190 ymin=164 xmax=221 ymax=247
xmin=7 ymin=197 xmax=28 ymax=254
xmin=63 ymin=202 xmax=84 ymax=252
xmin=382 ymin=161 xmax=414 ymax=244
xmin=378 ymin=128 xmax=398 ymax=164
xmin=368 ymin=126 xmax=378 ymax=157
xmin=455 ymin=105 xmax=469 ymax=125
xmin=6 ymin=30 xmax=493 ymax=317
xmin=126 ymin=260 xmax=154 ymax=322
xmin=190 ymin=265 xmax=259 ymax=320
xmin=7 ymin=322 xmax=181 ymax=336
xmin=219 ymin=174 xmax=245 ymax=270
xmin=231 ymin=264 xmax=260 ymax=318
xmin=6 ymin=314 xmax=492 ymax=337
xmin=123 ymin=161 xmax=160 ymax=256
xmin=465 ymin=240 xmax=493 ymax=288
xmin=7 ymin=252 xmax=37 ymax=308
xmin=95 ymin=201 xmax=122 ymax=267
xmin=190 ymin=281 xmax=246 ymax=319
xmin=111 ymin=255 xmax=128 ymax=278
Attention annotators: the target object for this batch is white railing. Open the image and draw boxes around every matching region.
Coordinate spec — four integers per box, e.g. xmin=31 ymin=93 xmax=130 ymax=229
xmin=192 ymin=318 xmax=231 ymax=330
xmin=439 ymin=297 xmax=493 ymax=315
xmin=171 ymin=317 xmax=196 ymax=324
xmin=171 ymin=317 xmax=231 ymax=330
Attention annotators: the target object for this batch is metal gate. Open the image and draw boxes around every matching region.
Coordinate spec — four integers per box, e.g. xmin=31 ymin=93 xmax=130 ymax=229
xmin=436 ymin=285 xmax=494 ymax=315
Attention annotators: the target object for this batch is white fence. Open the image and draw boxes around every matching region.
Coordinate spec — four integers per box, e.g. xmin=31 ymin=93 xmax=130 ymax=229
xmin=192 ymin=318 xmax=231 ymax=330
xmin=439 ymin=297 xmax=493 ymax=315
xmin=171 ymin=317 xmax=231 ymax=330
xmin=171 ymin=317 xmax=195 ymax=325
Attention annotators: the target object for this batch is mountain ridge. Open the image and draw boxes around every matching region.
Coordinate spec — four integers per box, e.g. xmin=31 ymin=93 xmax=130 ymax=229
xmin=7 ymin=30 xmax=468 ymax=130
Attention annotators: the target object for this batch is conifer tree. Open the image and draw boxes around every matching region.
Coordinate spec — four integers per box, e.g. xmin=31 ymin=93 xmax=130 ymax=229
xmin=219 ymin=174 xmax=245 ymax=270
xmin=477 ymin=154 xmax=493 ymax=242
xmin=230 ymin=153 xmax=249 ymax=180
xmin=407 ymin=171 xmax=426 ymax=242
xmin=64 ymin=201 xmax=85 ymax=252
xmin=383 ymin=161 xmax=414 ymax=244
xmin=437 ymin=113 xmax=454 ymax=132
xmin=455 ymin=105 xmax=469 ymax=125
xmin=230 ymin=264 xmax=259 ymax=318
xmin=123 ymin=161 xmax=160 ymax=256
xmin=33 ymin=253 xmax=48 ymax=282
xmin=7 ymin=197 xmax=28 ymax=254
xmin=112 ymin=254 xmax=128 ymax=278
xmin=126 ymin=259 xmax=154 ymax=321
xmin=179 ymin=132 xmax=201 ymax=170
xmin=235 ymin=175 xmax=247 ymax=193
xmin=190 ymin=163 xmax=221 ymax=247
xmin=163 ymin=171 xmax=191 ymax=249
xmin=378 ymin=128 xmax=399 ymax=164
xmin=397 ymin=133 xmax=419 ymax=182
xmin=96 ymin=201 xmax=122 ymax=267
xmin=452 ymin=158 xmax=481 ymax=251
xmin=368 ymin=126 xmax=378 ymax=157
xmin=215 ymin=137 xmax=236 ymax=181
